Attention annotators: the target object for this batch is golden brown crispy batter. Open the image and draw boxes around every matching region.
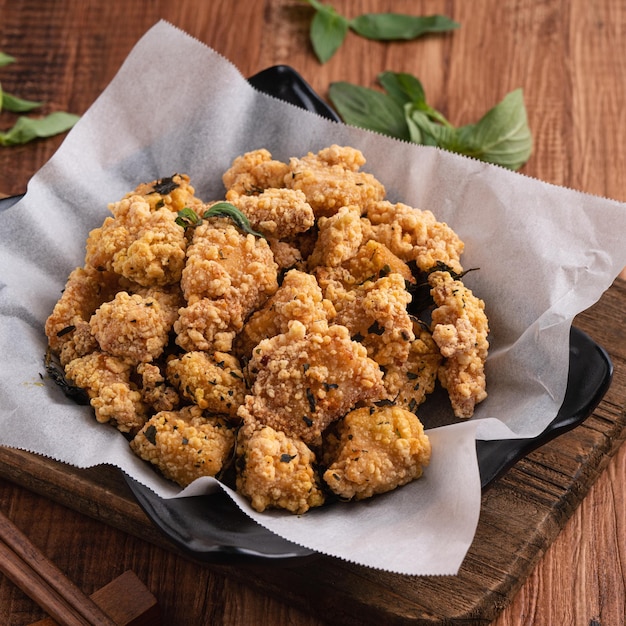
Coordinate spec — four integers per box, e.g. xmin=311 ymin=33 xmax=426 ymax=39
xmin=45 ymin=265 xmax=119 ymax=354
xmin=128 ymin=173 xmax=204 ymax=213
xmin=85 ymin=196 xmax=187 ymax=287
xmin=429 ymin=270 xmax=489 ymax=418
xmin=235 ymin=418 xmax=325 ymax=514
xmin=222 ymin=148 xmax=290 ymax=196
xmin=137 ymin=363 xmax=180 ymax=413
xmin=166 ymin=351 xmax=246 ymax=420
xmin=235 ymin=269 xmax=335 ymax=358
xmin=285 ymin=145 xmax=385 ymax=218
xmin=322 ymin=406 xmax=431 ymax=500
xmin=58 ymin=320 xmax=98 ymax=367
xmin=307 ymin=205 xmax=363 ymax=268
xmin=363 ymin=200 xmax=465 ymax=274
xmin=130 ymin=405 xmax=235 ymax=487
xmin=89 ymin=291 xmax=169 ymax=365
xmin=239 ymin=320 xmax=385 ymax=446
xmin=381 ymin=325 xmax=442 ymax=410
xmin=345 ymin=239 xmax=414 ymax=286
xmin=64 ymin=351 xmax=147 ymax=433
xmin=229 ymin=188 xmax=315 ymax=238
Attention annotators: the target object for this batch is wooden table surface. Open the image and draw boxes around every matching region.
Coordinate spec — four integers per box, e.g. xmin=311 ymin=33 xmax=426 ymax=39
xmin=1 ymin=1 xmax=626 ymax=624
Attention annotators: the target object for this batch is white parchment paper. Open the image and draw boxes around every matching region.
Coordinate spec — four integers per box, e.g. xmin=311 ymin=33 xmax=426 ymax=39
xmin=2 ymin=21 xmax=626 ymax=575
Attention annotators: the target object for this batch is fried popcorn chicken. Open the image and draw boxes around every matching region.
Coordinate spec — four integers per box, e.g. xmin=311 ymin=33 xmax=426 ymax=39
xmin=363 ymin=201 xmax=465 ymax=274
xmin=45 ymin=265 xmax=119 ymax=354
xmin=58 ymin=320 xmax=98 ymax=367
xmin=130 ymin=405 xmax=235 ymax=487
xmin=235 ymin=269 xmax=335 ymax=358
xmin=266 ymin=238 xmax=304 ymax=272
xmin=137 ymin=363 xmax=179 ymax=413
xmin=429 ymin=271 xmax=489 ymax=418
xmin=382 ymin=325 xmax=442 ymax=410
xmin=229 ymin=188 xmax=315 ymax=238
xmin=239 ymin=320 xmax=385 ymax=446
xmin=64 ymin=351 xmax=147 ymax=433
xmin=307 ymin=205 xmax=363 ymax=268
xmin=89 ymin=291 xmax=169 ymax=365
xmin=285 ymin=145 xmax=385 ymax=218
xmin=322 ymin=406 xmax=431 ymax=500
xmin=85 ymin=195 xmax=187 ymax=286
xmin=128 ymin=173 xmax=204 ymax=213
xmin=235 ymin=418 xmax=325 ymax=514
xmin=166 ymin=351 xmax=246 ymax=420
xmin=222 ymin=148 xmax=290 ymax=197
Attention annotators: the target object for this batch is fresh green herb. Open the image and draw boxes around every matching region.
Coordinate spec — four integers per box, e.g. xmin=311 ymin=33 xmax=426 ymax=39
xmin=175 ymin=207 xmax=203 ymax=228
xmin=203 ymin=202 xmax=266 ymax=239
xmin=0 ymin=51 xmax=79 ymax=146
xmin=329 ymin=71 xmax=532 ymax=170
xmin=301 ymin=1 xmax=458 ymax=64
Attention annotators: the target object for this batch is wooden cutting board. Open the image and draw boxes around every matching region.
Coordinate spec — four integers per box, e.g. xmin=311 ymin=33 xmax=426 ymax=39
xmin=1 ymin=280 xmax=625 ymax=625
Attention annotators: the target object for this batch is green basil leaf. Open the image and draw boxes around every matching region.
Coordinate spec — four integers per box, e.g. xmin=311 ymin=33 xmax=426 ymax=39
xmin=378 ymin=71 xmax=427 ymax=107
xmin=329 ymin=81 xmax=410 ymax=140
xmin=309 ymin=3 xmax=350 ymax=63
xmin=2 ymin=91 xmax=42 ymax=113
xmin=350 ymin=14 xmax=459 ymax=41
xmin=202 ymin=201 xmax=266 ymax=239
xmin=0 ymin=111 xmax=79 ymax=146
xmin=0 ymin=52 xmax=16 ymax=67
xmin=405 ymin=105 xmax=457 ymax=147
xmin=175 ymin=207 xmax=202 ymax=228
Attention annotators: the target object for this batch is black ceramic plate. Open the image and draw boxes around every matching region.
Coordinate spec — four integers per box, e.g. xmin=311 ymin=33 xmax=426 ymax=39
xmin=2 ymin=65 xmax=613 ymax=562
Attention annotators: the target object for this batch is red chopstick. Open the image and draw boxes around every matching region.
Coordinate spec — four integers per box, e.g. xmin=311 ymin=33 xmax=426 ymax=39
xmin=0 ymin=509 xmax=117 ymax=626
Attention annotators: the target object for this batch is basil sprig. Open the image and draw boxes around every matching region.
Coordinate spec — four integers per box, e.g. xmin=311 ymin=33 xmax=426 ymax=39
xmin=176 ymin=202 xmax=266 ymax=239
xmin=302 ymin=0 xmax=458 ymax=64
xmin=0 ymin=51 xmax=79 ymax=146
xmin=329 ymin=72 xmax=532 ymax=170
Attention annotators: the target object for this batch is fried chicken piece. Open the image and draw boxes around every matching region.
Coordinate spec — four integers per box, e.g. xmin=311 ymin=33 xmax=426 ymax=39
xmin=285 ymin=145 xmax=385 ymax=218
xmin=222 ymin=148 xmax=290 ymax=196
xmin=381 ymin=325 xmax=442 ymax=409
xmin=235 ymin=418 xmax=325 ymax=514
xmin=166 ymin=351 xmax=246 ymax=420
xmin=428 ymin=270 xmax=489 ymax=418
xmin=137 ymin=363 xmax=180 ymax=413
xmin=89 ymin=291 xmax=169 ymax=365
xmin=64 ymin=351 xmax=147 ymax=433
xmin=327 ymin=273 xmax=415 ymax=368
xmin=363 ymin=201 xmax=465 ymax=274
xmin=130 ymin=405 xmax=235 ymax=487
xmin=58 ymin=320 xmax=99 ymax=367
xmin=322 ymin=406 xmax=431 ymax=500
xmin=123 ymin=282 xmax=185 ymax=330
xmin=128 ymin=173 xmax=204 ymax=213
xmin=266 ymin=238 xmax=304 ymax=273
xmin=239 ymin=320 xmax=385 ymax=446
xmin=235 ymin=269 xmax=335 ymax=358
xmin=229 ymin=188 xmax=314 ymax=238
xmin=85 ymin=195 xmax=187 ymax=286
xmin=345 ymin=240 xmax=415 ymax=285
xmin=307 ymin=205 xmax=363 ymax=268
xmin=45 ymin=265 xmax=119 ymax=354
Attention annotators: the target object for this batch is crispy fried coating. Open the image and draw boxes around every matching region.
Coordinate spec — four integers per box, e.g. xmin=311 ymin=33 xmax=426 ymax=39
xmin=235 ymin=419 xmax=325 ymax=514
xmin=429 ymin=271 xmax=489 ymax=418
xmin=122 ymin=282 xmax=185 ymax=330
xmin=324 ymin=274 xmax=415 ymax=368
xmin=137 ymin=363 xmax=180 ymax=413
xmin=266 ymin=238 xmax=304 ymax=272
xmin=89 ymin=291 xmax=169 ymax=365
xmin=345 ymin=240 xmax=414 ymax=286
xmin=130 ymin=405 xmax=235 ymax=487
xmin=45 ymin=265 xmax=119 ymax=354
xmin=239 ymin=320 xmax=385 ymax=446
xmin=85 ymin=195 xmax=187 ymax=286
xmin=128 ymin=173 xmax=204 ymax=213
xmin=364 ymin=201 xmax=465 ymax=274
xmin=58 ymin=320 xmax=99 ymax=367
xmin=285 ymin=145 xmax=385 ymax=218
xmin=166 ymin=351 xmax=246 ymax=420
xmin=307 ymin=205 xmax=363 ymax=268
xmin=235 ymin=269 xmax=335 ymax=358
xmin=382 ymin=325 xmax=442 ymax=409
xmin=64 ymin=351 xmax=147 ymax=433
xmin=230 ymin=188 xmax=315 ymax=238
xmin=222 ymin=148 xmax=290 ymax=196
xmin=322 ymin=406 xmax=431 ymax=500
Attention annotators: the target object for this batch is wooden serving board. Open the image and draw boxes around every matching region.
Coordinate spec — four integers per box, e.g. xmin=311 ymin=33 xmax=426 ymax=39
xmin=1 ymin=280 xmax=626 ymax=625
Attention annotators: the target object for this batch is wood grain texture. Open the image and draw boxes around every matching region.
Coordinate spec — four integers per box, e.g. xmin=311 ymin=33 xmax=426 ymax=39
xmin=1 ymin=1 xmax=626 ymax=624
